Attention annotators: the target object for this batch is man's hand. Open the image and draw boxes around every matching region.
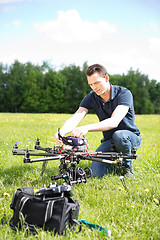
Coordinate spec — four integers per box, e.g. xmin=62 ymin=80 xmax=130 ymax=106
xmin=54 ymin=132 xmax=63 ymax=144
xmin=54 ymin=107 xmax=88 ymax=143
xmin=71 ymin=126 xmax=88 ymax=138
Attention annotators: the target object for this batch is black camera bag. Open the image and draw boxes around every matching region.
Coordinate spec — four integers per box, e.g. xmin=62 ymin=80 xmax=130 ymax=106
xmin=9 ymin=186 xmax=80 ymax=235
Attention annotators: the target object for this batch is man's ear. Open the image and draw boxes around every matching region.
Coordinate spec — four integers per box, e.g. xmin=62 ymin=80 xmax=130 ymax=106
xmin=105 ymin=75 xmax=109 ymax=82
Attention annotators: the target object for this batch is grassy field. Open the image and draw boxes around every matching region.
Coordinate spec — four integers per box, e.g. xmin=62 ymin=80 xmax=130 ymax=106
xmin=0 ymin=113 xmax=160 ymax=240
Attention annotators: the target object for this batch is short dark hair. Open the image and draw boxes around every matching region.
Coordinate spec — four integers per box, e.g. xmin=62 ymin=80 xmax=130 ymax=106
xmin=85 ymin=64 xmax=108 ymax=77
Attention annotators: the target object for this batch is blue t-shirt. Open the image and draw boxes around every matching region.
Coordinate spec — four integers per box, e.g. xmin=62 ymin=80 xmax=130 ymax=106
xmin=80 ymin=84 xmax=140 ymax=140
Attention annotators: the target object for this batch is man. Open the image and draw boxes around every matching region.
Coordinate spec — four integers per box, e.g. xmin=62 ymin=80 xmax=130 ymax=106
xmin=54 ymin=64 xmax=141 ymax=177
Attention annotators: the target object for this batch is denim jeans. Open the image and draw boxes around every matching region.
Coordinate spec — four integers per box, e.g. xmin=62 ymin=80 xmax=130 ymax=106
xmin=91 ymin=130 xmax=142 ymax=177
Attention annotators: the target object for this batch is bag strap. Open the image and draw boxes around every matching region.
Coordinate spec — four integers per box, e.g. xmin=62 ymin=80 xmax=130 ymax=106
xmin=16 ymin=195 xmax=38 ymax=234
xmin=9 ymin=194 xmax=28 ymax=225
xmin=44 ymin=200 xmax=55 ymax=223
xmin=78 ymin=220 xmax=111 ymax=236
xmin=19 ymin=196 xmax=55 ymax=224
xmin=10 ymin=187 xmax=34 ymax=210
xmin=9 ymin=194 xmax=30 ymax=230
xmin=19 ymin=196 xmax=30 ymax=212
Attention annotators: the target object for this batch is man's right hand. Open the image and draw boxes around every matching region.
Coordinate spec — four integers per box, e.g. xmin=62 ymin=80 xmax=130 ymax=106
xmin=54 ymin=107 xmax=88 ymax=144
xmin=54 ymin=132 xmax=63 ymax=144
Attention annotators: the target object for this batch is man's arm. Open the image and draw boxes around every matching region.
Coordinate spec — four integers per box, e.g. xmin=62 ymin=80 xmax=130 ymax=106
xmin=54 ymin=107 xmax=88 ymax=143
xmin=71 ymin=105 xmax=129 ymax=137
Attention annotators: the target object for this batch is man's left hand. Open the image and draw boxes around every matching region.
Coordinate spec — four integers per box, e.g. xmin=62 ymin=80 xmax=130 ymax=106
xmin=71 ymin=126 xmax=88 ymax=138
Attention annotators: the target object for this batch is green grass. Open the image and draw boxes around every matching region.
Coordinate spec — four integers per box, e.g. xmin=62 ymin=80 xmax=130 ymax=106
xmin=0 ymin=113 xmax=160 ymax=240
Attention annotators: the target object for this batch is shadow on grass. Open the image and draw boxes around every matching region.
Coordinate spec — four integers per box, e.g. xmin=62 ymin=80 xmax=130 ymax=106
xmin=0 ymin=163 xmax=59 ymax=186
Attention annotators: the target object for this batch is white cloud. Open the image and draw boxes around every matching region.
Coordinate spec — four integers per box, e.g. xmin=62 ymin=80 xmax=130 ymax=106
xmin=13 ymin=20 xmax=21 ymax=26
xmin=149 ymin=22 xmax=159 ymax=31
xmin=0 ymin=9 xmax=160 ymax=82
xmin=34 ymin=9 xmax=117 ymax=43
xmin=149 ymin=37 xmax=160 ymax=52
xmin=143 ymin=21 xmax=159 ymax=32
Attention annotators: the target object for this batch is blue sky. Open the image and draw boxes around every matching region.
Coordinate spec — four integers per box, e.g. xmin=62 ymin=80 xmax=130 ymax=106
xmin=0 ymin=0 xmax=160 ymax=81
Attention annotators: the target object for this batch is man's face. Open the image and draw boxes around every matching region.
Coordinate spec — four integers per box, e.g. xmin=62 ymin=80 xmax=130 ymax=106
xmin=87 ymin=72 xmax=109 ymax=96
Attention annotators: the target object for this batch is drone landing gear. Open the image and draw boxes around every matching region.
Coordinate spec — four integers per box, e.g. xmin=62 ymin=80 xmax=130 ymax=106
xmin=40 ymin=160 xmax=48 ymax=177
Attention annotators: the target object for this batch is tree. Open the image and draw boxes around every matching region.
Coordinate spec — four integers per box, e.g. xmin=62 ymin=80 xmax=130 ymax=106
xmin=20 ymin=64 xmax=44 ymax=113
xmin=6 ymin=60 xmax=26 ymax=112
xmin=148 ymin=80 xmax=160 ymax=114
xmin=0 ymin=63 xmax=8 ymax=112
xmin=0 ymin=60 xmax=159 ymax=114
xmin=60 ymin=64 xmax=90 ymax=113
xmin=120 ymin=69 xmax=154 ymax=114
xmin=42 ymin=70 xmax=66 ymax=113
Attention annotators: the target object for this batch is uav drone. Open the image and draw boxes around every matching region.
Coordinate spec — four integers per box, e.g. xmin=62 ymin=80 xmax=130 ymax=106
xmin=11 ymin=132 xmax=137 ymax=185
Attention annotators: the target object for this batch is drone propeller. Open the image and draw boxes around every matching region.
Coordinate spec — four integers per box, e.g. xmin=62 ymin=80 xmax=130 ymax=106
xmin=27 ymin=138 xmax=41 ymax=147
xmin=27 ymin=138 xmax=40 ymax=141
xmin=10 ymin=141 xmax=22 ymax=147
xmin=9 ymin=147 xmax=36 ymax=152
xmin=13 ymin=148 xmax=36 ymax=151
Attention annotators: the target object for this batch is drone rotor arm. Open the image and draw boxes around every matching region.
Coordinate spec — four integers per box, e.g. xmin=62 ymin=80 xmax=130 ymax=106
xmin=24 ymin=155 xmax=64 ymax=163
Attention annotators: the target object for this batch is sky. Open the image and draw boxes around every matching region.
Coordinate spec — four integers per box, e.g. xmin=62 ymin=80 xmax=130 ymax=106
xmin=0 ymin=0 xmax=160 ymax=81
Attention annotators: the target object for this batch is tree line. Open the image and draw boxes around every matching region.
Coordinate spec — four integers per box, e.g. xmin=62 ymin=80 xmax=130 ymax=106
xmin=0 ymin=60 xmax=159 ymax=114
